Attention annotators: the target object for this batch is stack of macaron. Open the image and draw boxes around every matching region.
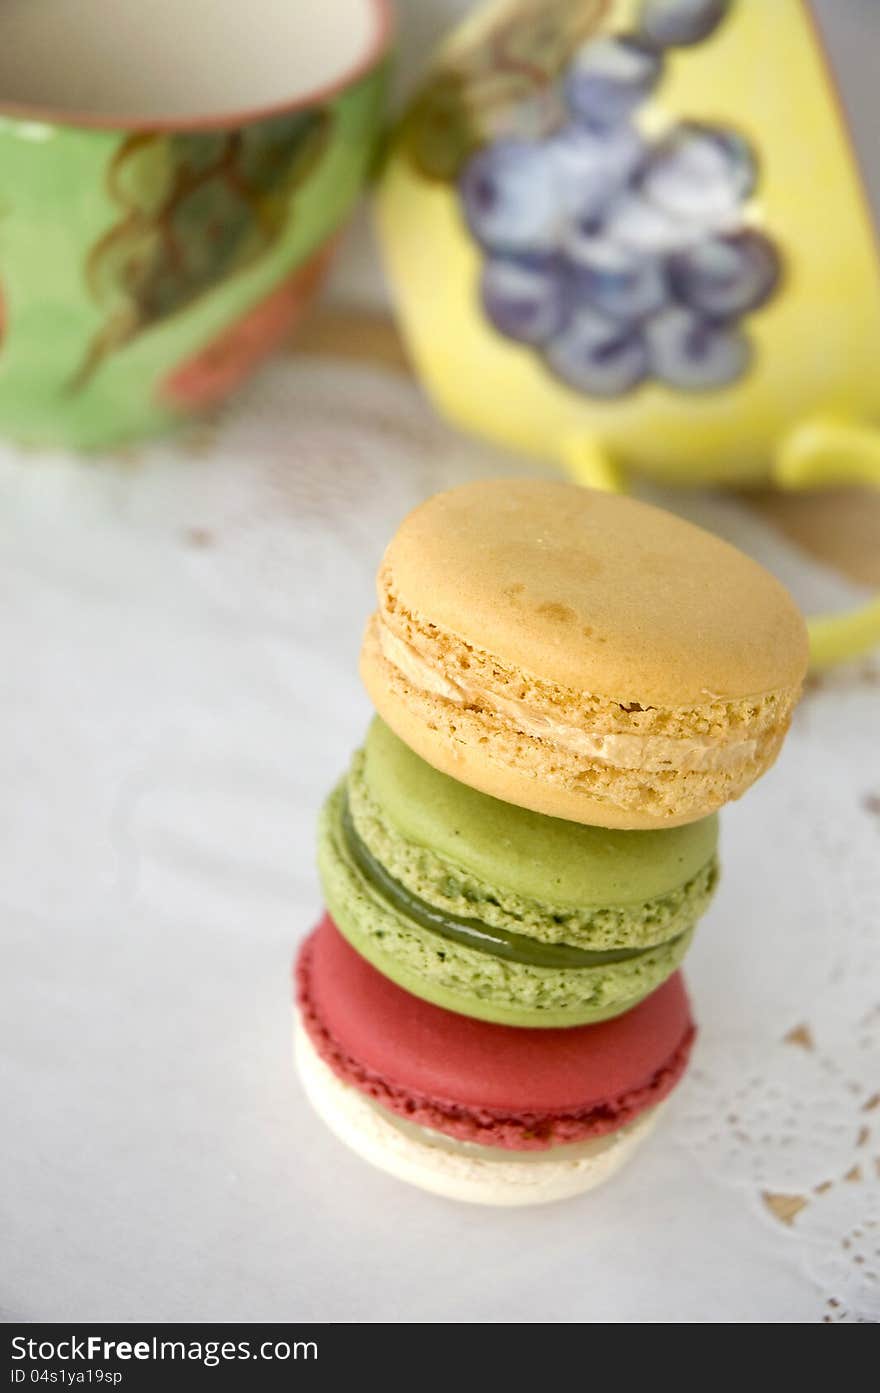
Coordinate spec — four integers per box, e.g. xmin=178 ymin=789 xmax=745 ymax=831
xmin=295 ymin=480 xmax=808 ymax=1204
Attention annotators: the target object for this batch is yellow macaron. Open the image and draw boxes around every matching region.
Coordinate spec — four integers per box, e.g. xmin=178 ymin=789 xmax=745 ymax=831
xmin=360 ymin=479 xmax=808 ymax=829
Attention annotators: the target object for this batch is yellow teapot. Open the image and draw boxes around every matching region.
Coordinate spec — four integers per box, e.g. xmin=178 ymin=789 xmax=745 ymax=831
xmin=376 ymin=0 xmax=880 ymax=667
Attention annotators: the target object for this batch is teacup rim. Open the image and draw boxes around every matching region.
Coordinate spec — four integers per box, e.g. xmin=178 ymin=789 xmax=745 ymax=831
xmin=0 ymin=0 xmax=393 ymax=134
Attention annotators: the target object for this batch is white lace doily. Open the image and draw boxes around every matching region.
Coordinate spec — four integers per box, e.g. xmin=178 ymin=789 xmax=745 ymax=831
xmin=0 ymin=354 xmax=877 ymax=1323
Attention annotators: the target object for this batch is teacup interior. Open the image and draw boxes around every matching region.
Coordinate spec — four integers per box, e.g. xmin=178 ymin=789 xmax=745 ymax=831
xmin=0 ymin=0 xmax=385 ymax=123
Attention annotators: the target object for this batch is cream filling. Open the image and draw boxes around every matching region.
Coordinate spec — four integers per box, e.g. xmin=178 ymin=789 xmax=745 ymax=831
xmin=376 ymin=618 xmax=758 ymax=774
xmin=384 ymin=1103 xmax=644 ymax=1163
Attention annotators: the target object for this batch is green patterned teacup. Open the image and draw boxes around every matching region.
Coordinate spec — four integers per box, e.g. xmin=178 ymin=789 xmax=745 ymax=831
xmin=0 ymin=0 xmax=391 ymax=449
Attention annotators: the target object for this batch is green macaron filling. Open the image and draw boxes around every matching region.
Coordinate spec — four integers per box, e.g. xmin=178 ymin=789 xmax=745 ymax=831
xmin=316 ymin=720 xmax=719 ymax=1027
xmin=318 ymin=782 xmax=698 ymax=1027
xmin=348 ymin=720 xmax=719 ymax=953
xmin=341 ymin=798 xmax=660 ymax=971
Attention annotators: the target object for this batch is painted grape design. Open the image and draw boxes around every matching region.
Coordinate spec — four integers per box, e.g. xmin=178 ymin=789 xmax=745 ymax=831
xmin=72 ymin=109 xmax=331 ymax=388
xmin=401 ymin=0 xmax=608 ymax=181
xmin=456 ymin=0 xmax=782 ymax=396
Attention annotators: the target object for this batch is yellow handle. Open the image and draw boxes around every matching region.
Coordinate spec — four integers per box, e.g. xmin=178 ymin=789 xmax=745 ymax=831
xmin=805 ymin=598 xmax=880 ymax=671
xmin=558 ymin=435 xmax=625 ymax=493
xmin=775 ymin=418 xmax=880 ymax=670
xmin=776 ymin=417 xmax=880 ymax=489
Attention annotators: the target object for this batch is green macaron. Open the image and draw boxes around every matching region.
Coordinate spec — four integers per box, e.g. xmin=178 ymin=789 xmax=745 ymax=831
xmin=318 ymin=719 xmax=719 ymax=1028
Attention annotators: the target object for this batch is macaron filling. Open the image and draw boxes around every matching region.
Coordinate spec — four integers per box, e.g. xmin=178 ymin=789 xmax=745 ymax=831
xmin=342 ymin=797 xmax=658 ymax=971
xmin=371 ymin=1099 xmax=640 ymax=1164
xmin=300 ymin=1019 xmax=654 ymax=1164
xmin=375 ymin=614 xmax=764 ymax=774
xmin=317 ymin=722 xmax=718 ymax=1025
xmin=348 ymin=725 xmax=720 ymax=952
xmin=320 ymin=780 xmax=701 ymax=1025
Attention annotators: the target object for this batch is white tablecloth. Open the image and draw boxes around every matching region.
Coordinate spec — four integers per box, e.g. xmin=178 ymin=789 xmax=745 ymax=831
xmin=1 ymin=352 xmax=877 ymax=1323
